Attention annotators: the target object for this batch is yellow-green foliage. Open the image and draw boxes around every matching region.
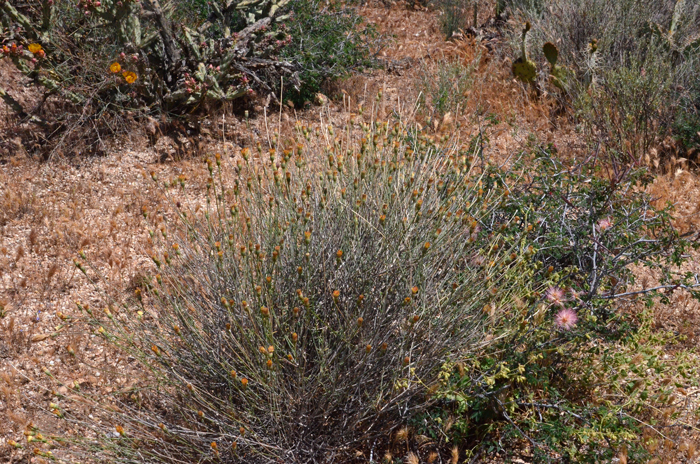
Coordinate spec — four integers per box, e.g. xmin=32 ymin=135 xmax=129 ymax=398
xmin=512 ymin=22 xmax=537 ymax=83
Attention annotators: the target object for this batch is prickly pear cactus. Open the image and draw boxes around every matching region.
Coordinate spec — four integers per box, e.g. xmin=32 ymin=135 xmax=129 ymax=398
xmin=512 ymin=22 xmax=537 ymax=83
xmin=543 ymin=42 xmax=568 ymax=90
xmin=512 ymin=58 xmax=537 ymax=83
xmin=0 ymin=0 xmax=298 ymax=116
xmin=236 ymin=0 xmax=292 ymax=25
xmin=543 ymin=42 xmax=558 ymax=67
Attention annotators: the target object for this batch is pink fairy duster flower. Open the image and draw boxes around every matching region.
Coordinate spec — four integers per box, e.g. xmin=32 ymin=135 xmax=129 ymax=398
xmin=597 ymin=217 xmax=613 ymax=232
xmin=546 ymin=286 xmax=567 ymax=307
xmin=568 ymin=288 xmax=583 ymax=302
xmin=555 ymin=308 xmax=578 ymax=330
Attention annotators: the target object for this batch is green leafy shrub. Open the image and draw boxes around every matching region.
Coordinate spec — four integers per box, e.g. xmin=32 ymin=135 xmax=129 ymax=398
xmin=673 ymin=79 xmax=700 ymax=153
xmin=415 ymin=146 xmax=700 ymax=461
xmin=417 ymin=56 xmax=478 ymax=123
xmin=279 ymin=0 xmax=376 ymax=106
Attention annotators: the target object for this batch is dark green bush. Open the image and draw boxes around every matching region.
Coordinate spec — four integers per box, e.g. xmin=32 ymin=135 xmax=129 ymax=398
xmin=673 ymin=80 xmax=700 ymax=153
xmin=279 ymin=0 xmax=376 ymax=106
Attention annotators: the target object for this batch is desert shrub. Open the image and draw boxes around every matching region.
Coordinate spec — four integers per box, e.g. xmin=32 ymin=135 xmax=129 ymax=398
xmin=0 ymin=0 xmax=373 ymax=155
xmin=673 ymin=78 xmax=700 ymax=154
xmin=415 ymin=146 xmax=700 ymax=461
xmin=38 ymin=122 xmax=700 ymax=463
xmin=431 ymin=0 xmax=477 ymax=39
xmin=417 ymin=56 xmax=478 ymax=123
xmin=505 ymin=0 xmax=700 ymax=160
xmin=55 ymin=114 xmax=548 ymax=463
xmin=573 ymin=44 xmax=676 ymax=160
xmin=279 ymin=0 xmax=377 ymax=106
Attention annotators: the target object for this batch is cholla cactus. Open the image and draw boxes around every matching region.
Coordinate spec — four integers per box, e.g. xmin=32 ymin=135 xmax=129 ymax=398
xmin=582 ymin=38 xmax=599 ymax=89
xmin=640 ymin=0 xmax=700 ymax=59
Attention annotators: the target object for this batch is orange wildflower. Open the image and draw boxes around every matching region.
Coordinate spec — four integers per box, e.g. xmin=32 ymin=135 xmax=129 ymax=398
xmin=109 ymin=62 xmax=121 ymax=73
xmin=122 ymin=70 xmax=137 ymax=84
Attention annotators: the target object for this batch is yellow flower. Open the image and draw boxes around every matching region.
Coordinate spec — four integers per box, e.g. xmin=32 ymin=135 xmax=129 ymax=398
xmin=122 ymin=70 xmax=137 ymax=83
xmin=28 ymin=43 xmax=42 ymax=54
xmin=109 ymin=62 xmax=121 ymax=73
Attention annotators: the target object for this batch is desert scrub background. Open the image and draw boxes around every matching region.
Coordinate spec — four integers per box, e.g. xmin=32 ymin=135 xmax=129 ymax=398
xmin=2 ymin=2 xmax=700 ymax=462
xmin=502 ymin=0 xmax=700 ymax=161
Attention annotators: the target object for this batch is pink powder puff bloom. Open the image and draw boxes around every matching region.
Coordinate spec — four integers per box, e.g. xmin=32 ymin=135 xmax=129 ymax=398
xmin=546 ymin=286 xmax=567 ymax=306
xmin=555 ymin=308 xmax=578 ymax=330
xmin=597 ymin=217 xmax=613 ymax=232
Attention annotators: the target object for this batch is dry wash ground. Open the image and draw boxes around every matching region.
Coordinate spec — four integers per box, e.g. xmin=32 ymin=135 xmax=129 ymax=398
xmin=1 ymin=2 xmax=700 ymax=463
